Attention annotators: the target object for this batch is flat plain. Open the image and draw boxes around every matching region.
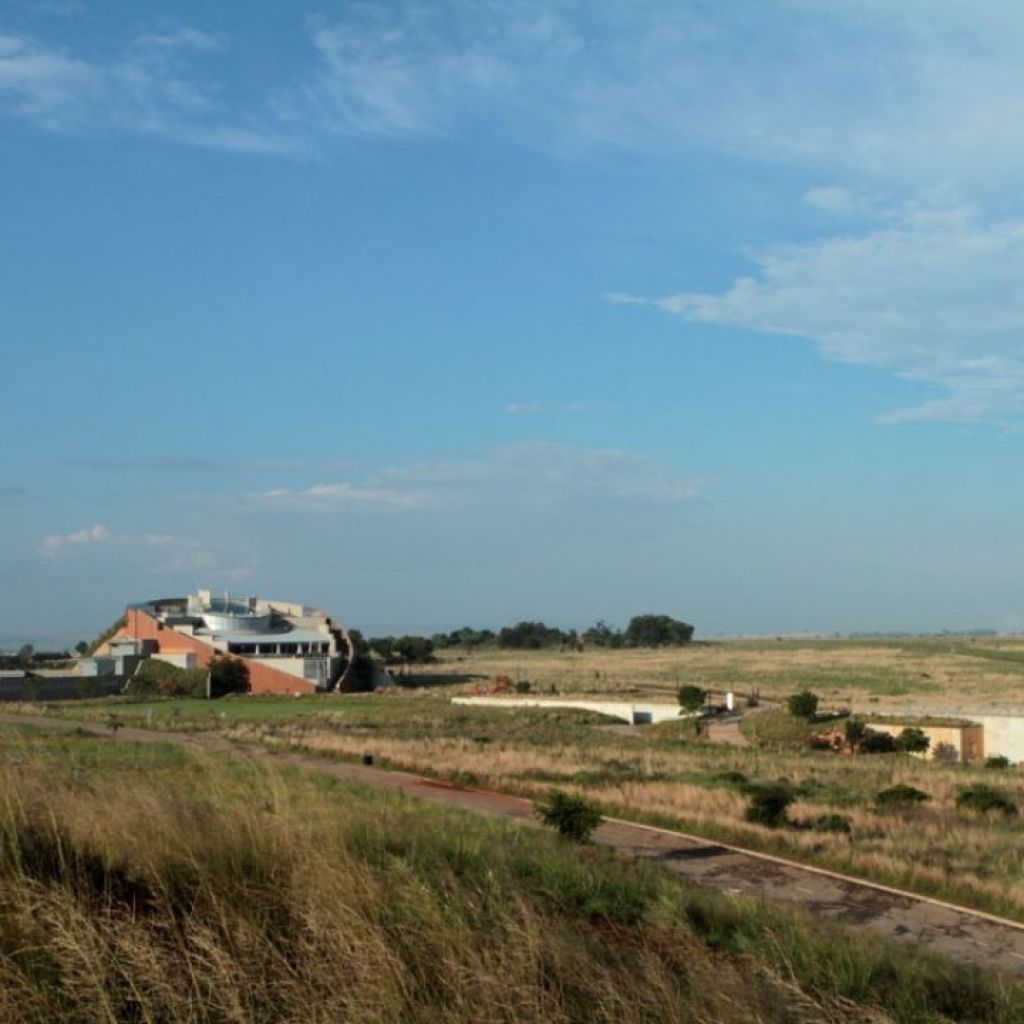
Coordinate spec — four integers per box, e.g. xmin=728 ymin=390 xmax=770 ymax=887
xmin=10 ymin=635 xmax=1024 ymax=925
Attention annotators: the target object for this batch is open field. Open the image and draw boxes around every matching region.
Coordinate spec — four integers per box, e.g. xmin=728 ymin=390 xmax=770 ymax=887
xmin=9 ymin=638 xmax=1024 ymax=927
xmin=4 ymin=722 xmax=1024 ymax=1023
xmin=412 ymin=636 xmax=1024 ymax=711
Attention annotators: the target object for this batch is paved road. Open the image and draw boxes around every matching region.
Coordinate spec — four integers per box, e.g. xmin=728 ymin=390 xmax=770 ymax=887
xmin=6 ymin=711 xmax=1024 ymax=977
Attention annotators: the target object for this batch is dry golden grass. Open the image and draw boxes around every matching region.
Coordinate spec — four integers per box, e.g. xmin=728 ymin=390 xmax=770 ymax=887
xmin=7 ymin=727 xmax=1005 ymax=1024
xmin=422 ymin=635 xmax=1024 ymax=712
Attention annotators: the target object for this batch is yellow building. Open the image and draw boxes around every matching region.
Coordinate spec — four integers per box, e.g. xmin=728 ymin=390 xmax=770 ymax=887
xmin=869 ymin=719 xmax=984 ymax=763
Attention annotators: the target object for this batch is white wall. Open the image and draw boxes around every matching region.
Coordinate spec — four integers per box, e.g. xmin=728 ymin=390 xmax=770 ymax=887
xmin=451 ymin=696 xmax=687 ymax=725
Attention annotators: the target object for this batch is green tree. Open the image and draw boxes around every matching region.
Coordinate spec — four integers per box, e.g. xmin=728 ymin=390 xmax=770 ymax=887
xmin=786 ymin=690 xmax=819 ymax=719
xmin=623 ymin=614 xmax=694 ymax=648
xmin=896 ymin=727 xmax=930 ymax=753
xmin=677 ymin=684 xmax=706 ymax=712
xmin=533 ymin=790 xmax=603 ymax=843
xmin=744 ymin=784 xmax=793 ymax=828
xmin=208 ymin=656 xmax=250 ymax=699
xmin=844 ymin=717 xmax=866 ymax=745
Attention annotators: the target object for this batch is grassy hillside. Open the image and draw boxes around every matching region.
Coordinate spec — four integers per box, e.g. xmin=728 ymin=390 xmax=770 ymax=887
xmin=2 ymin=723 xmax=1022 ymax=1023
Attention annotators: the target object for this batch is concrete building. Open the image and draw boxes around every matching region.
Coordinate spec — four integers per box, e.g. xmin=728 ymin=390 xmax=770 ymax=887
xmin=95 ymin=590 xmax=357 ymax=695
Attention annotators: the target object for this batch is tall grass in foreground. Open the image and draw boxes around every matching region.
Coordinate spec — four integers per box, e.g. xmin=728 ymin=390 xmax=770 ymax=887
xmin=1 ymin=730 xmax=1022 ymax=1023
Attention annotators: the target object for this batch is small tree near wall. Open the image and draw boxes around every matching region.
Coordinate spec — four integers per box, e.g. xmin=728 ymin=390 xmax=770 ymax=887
xmin=208 ymin=656 xmax=250 ymax=699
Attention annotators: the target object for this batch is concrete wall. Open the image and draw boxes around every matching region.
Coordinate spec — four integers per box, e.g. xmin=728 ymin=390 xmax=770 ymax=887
xmin=451 ymin=696 xmax=687 ymax=724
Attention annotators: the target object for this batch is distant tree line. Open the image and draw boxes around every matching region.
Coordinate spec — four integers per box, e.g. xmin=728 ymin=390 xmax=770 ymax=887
xmin=357 ymin=614 xmax=696 ymax=659
xmin=0 ymin=644 xmax=76 ymax=670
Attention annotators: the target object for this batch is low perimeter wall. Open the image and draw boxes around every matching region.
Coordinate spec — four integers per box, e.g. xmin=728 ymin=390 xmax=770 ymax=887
xmin=0 ymin=677 xmax=123 ymax=702
xmin=451 ymin=696 xmax=686 ymax=725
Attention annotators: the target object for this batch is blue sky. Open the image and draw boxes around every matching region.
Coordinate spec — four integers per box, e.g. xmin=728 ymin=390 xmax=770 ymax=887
xmin=5 ymin=1 xmax=1024 ymax=645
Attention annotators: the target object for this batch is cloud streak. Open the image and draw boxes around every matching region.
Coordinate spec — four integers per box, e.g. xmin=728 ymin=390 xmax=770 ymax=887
xmin=38 ymin=522 xmax=245 ymax=576
xmin=0 ymin=28 xmax=292 ymax=153
xmin=257 ymin=443 xmax=704 ymax=513
xmin=649 ymin=201 xmax=1024 ymax=423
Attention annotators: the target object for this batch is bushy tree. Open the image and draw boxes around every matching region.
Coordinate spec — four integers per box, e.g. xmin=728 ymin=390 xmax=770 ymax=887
xmin=583 ymin=620 xmax=623 ymax=648
xmin=896 ymin=727 xmax=930 ymax=753
xmin=534 ymin=790 xmax=603 ymax=843
xmin=859 ymin=730 xmax=897 ymax=754
xmin=623 ymin=614 xmax=694 ymax=648
xmin=786 ymin=690 xmax=819 ymax=719
xmin=677 ymin=685 xmax=706 ymax=712
xmin=208 ymin=656 xmax=250 ymax=699
xmin=498 ymin=621 xmax=568 ymax=650
xmin=986 ymin=755 xmax=1011 ymax=770
xmin=844 ymin=718 xmax=866 ymax=745
xmin=744 ymin=784 xmax=793 ymax=828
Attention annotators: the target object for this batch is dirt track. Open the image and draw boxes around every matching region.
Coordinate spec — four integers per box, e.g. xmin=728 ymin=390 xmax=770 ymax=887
xmin=7 ymin=711 xmax=1024 ymax=977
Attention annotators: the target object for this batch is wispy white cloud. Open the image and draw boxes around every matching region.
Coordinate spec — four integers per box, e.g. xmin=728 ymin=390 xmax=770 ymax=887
xmin=376 ymin=442 xmax=703 ymax=505
xmin=39 ymin=522 xmax=230 ymax=575
xmin=0 ymin=28 xmax=292 ymax=153
xmin=250 ymin=443 xmax=702 ymax=513
xmin=257 ymin=482 xmax=424 ymax=511
xmin=651 ymin=200 xmax=1024 ymax=423
xmin=10 ymin=3 xmax=1024 ymax=178
xmin=40 ymin=522 xmax=110 ymax=556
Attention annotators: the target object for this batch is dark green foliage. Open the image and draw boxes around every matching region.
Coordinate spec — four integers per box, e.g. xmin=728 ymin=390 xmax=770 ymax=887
xmin=442 ymin=627 xmax=496 ymax=649
xmin=514 ymin=680 xmax=532 ymax=694
xmin=743 ymin=784 xmax=793 ymax=828
xmin=125 ymin=659 xmax=207 ymax=698
xmin=623 ymin=614 xmax=694 ymax=647
xmin=368 ymin=635 xmax=435 ymax=664
xmin=582 ymin=620 xmax=623 ymax=648
xmin=859 ymin=730 xmax=898 ymax=754
xmin=499 ymin=621 xmax=572 ymax=649
xmin=896 ymin=727 xmax=930 ymax=753
xmin=811 ymin=813 xmax=852 ymax=834
xmin=786 ymin=690 xmax=819 ymax=719
xmin=533 ymin=789 xmax=603 ymax=843
xmin=208 ymin=656 xmax=250 ymax=699
xmin=844 ymin=718 xmax=866 ymax=744
xmin=986 ymin=755 xmax=1011 ymax=770
xmin=677 ymin=684 xmax=706 ymax=711
xmin=956 ymin=784 xmax=1017 ymax=817
xmin=876 ymin=785 xmax=930 ymax=809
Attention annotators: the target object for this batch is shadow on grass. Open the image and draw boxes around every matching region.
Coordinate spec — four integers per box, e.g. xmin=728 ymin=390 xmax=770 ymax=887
xmin=391 ymin=671 xmax=490 ymax=690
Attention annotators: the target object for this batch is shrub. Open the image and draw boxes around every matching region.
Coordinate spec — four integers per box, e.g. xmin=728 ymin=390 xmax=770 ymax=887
xmin=811 ymin=813 xmax=852 ymax=834
xmin=208 ymin=656 xmax=250 ymax=699
xmin=986 ymin=755 xmax=1011 ymax=770
xmin=859 ymin=730 xmax=897 ymax=754
xmin=956 ymin=784 xmax=1017 ymax=817
xmin=875 ymin=784 xmax=930 ymax=810
xmin=677 ymin=684 xmax=706 ymax=712
xmin=514 ymin=680 xmax=532 ymax=694
xmin=533 ymin=790 xmax=603 ymax=843
xmin=896 ymin=727 xmax=930 ymax=753
xmin=743 ymin=784 xmax=793 ymax=828
xmin=786 ymin=690 xmax=818 ymax=719
xmin=844 ymin=718 xmax=866 ymax=744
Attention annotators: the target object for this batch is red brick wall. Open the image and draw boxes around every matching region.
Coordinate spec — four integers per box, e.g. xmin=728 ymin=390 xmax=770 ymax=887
xmin=121 ymin=607 xmax=317 ymax=695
